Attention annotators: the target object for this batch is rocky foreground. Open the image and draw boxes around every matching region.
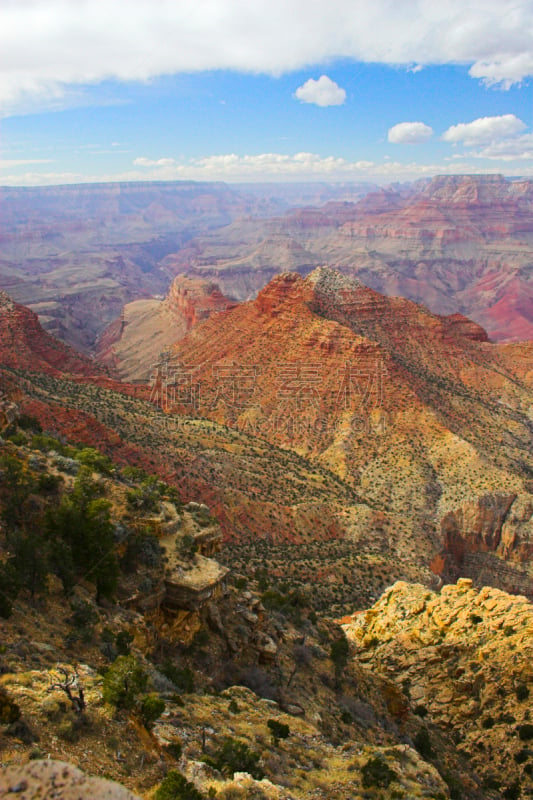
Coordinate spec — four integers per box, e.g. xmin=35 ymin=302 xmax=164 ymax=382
xmin=0 ymin=760 xmax=140 ymax=799
xmin=344 ymin=579 xmax=533 ymax=797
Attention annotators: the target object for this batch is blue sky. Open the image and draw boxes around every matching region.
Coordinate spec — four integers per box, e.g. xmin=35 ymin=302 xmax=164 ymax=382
xmin=1 ymin=0 xmax=532 ymax=185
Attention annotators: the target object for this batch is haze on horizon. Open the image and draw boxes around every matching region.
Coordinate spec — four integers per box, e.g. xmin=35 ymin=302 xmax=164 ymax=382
xmin=1 ymin=0 xmax=532 ymax=186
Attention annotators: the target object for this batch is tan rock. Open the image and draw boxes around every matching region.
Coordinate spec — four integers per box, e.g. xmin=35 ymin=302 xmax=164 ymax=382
xmin=0 ymin=760 xmax=140 ymax=799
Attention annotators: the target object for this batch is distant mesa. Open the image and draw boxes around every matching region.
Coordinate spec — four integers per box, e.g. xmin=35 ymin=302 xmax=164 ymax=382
xmin=162 ymin=173 xmax=533 ymax=343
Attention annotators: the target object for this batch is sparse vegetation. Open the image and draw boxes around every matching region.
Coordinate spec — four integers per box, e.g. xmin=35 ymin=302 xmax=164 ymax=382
xmin=102 ymin=655 xmax=148 ymax=710
xmin=361 ymin=756 xmax=396 ymax=789
xmin=203 ymin=737 xmax=264 ymax=780
xmin=267 ymin=718 xmax=290 ymax=744
xmin=140 ymin=692 xmax=165 ymax=729
xmin=155 ymin=770 xmax=205 ymax=800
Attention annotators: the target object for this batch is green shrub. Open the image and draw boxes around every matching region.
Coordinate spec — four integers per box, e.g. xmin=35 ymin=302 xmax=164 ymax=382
xmin=514 ymin=748 xmax=530 ymax=764
xmin=75 ymin=447 xmax=112 ymax=475
xmin=121 ymin=531 xmax=163 ymax=571
xmin=0 ymin=688 xmax=21 ymax=724
xmin=38 ymin=473 xmax=62 ymax=493
xmin=518 ymin=724 xmax=533 ymax=741
xmin=155 ymin=770 xmax=204 ymax=800
xmin=515 ymin=683 xmax=529 ymax=702
xmin=161 ymin=662 xmax=195 ymax=694
xmin=177 ymin=534 xmax=197 ymax=560
xmin=443 ymin=770 xmax=464 ymax=800
xmin=69 ymin=597 xmax=98 ymax=629
xmin=361 ymin=756 xmax=396 ymax=789
xmin=115 ymin=630 xmax=133 ymax=656
xmin=267 ymin=718 xmax=290 ymax=743
xmin=31 ymin=434 xmax=65 ymax=453
xmin=17 ymin=414 xmax=42 ymax=432
xmin=414 ymin=727 xmax=433 ymax=759
xmin=166 ymin=741 xmax=183 ymax=760
xmin=330 ymin=632 xmax=350 ymax=677
xmin=7 ymin=432 xmax=27 ymax=446
xmin=45 ymin=469 xmax=118 ymax=601
xmin=482 ymin=774 xmax=501 ymax=791
xmin=204 ymin=737 xmax=264 ymax=779
xmin=126 ymin=476 xmax=161 ymax=512
xmin=0 ymin=561 xmax=20 ymax=618
xmin=503 ymin=780 xmax=521 ymax=800
xmin=102 ymin=656 xmax=148 ymax=710
xmin=140 ymin=693 xmax=165 ymax=729
xmin=57 ymin=716 xmax=82 ymax=743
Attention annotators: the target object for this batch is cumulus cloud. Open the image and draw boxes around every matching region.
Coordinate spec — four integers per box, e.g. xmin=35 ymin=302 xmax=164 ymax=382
xmin=1 ymin=0 xmax=532 ymax=113
xmin=469 ymin=54 xmax=533 ymax=89
xmin=294 ymin=76 xmax=346 ymax=107
xmin=442 ymin=114 xmax=527 ymax=145
xmin=388 ymin=122 xmax=434 ymax=144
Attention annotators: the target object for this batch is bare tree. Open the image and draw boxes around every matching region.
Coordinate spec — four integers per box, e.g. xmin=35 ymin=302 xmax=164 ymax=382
xmin=48 ymin=666 xmax=86 ymax=713
xmin=287 ymin=637 xmax=313 ymax=688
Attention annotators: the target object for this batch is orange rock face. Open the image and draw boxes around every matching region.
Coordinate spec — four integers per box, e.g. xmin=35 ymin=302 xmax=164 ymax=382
xmin=165 ymin=267 xmax=533 ymax=584
xmin=0 ymin=291 xmax=100 ymax=377
xmin=96 ymin=275 xmax=235 ymax=380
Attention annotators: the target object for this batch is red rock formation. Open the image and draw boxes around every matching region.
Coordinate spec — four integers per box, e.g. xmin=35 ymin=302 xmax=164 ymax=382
xmin=168 ymin=267 xmax=533 ymax=576
xmin=0 ymin=291 xmax=100 ymax=377
xmin=441 ymin=494 xmax=518 ymax=558
xmin=164 ymin=274 xmax=236 ymax=328
xmin=96 ymin=275 xmax=235 ymax=381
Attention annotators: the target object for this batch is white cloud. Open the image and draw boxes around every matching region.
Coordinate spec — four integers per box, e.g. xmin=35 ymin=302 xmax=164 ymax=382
xmin=442 ymin=114 xmax=526 ymax=145
xmin=469 ymin=54 xmax=533 ymax=89
xmin=388 ymin=122 xmax=434 ymax=144
xmin=1 ymin=1 xmax=532 ymax=114
xmin=469 ymin=133 xmax=533 ymax=161
xmin=133 ymin=157 xmax=176 ymax=167
xmin=4 ymin=153 xmax=533 ymax=186
xmin=294 ymin=76 xmax=346 ymax=107
xmin=127 ymin=151 xmax=533 ymax=182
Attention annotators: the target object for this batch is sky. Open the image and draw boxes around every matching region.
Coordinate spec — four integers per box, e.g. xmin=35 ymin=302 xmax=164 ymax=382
xmin=0 ymin=0 xmax=532 ymax=186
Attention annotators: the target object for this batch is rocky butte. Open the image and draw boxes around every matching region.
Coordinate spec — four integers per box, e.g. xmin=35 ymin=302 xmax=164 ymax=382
xmin=96 ymin=274 xmax=235 ymax=382
xmin=167 ymin=266 xmax=533 ymax=594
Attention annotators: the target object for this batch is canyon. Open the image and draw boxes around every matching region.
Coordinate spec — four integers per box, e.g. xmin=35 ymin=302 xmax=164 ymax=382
xmin=1 ymin=267 xmax=532 ymax=601
xmin=1 ymin=175 xmax=533 ymax=799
